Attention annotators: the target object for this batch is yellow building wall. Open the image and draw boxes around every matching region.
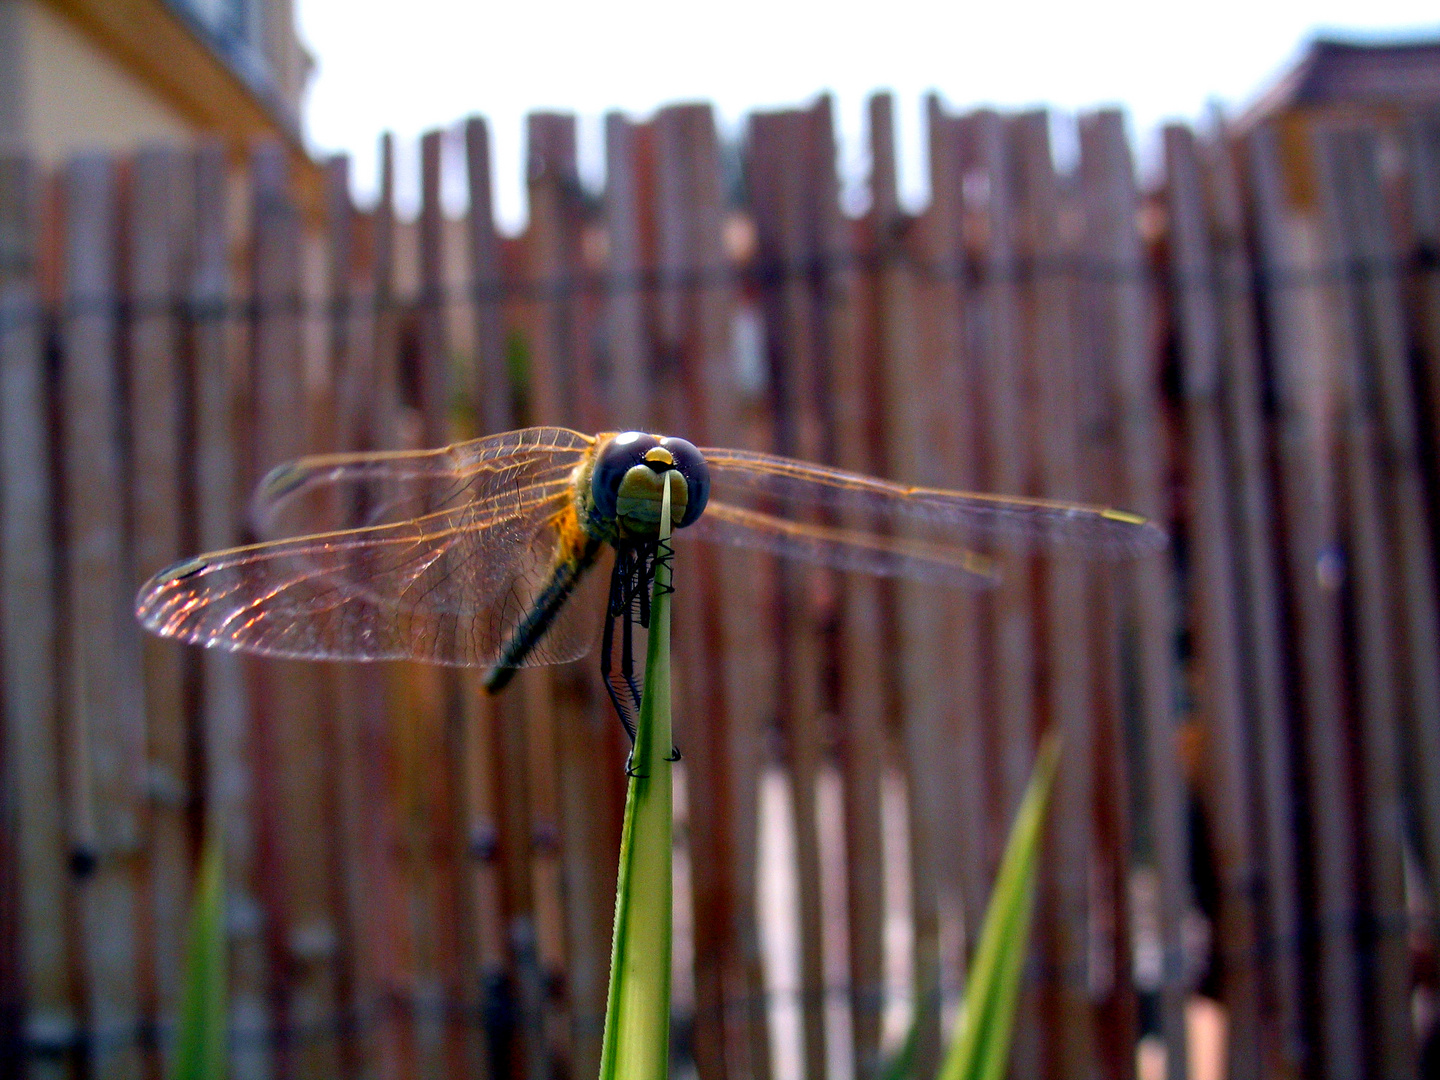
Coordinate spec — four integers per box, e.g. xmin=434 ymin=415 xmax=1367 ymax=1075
xmin=19 ymin=0 xmax=193 ymax=163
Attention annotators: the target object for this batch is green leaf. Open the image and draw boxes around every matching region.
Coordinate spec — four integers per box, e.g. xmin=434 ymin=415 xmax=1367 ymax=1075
xmin=171 ymin=829 xmax=227 ymax=1080
xmin=936 ymin=736 xmax=1060 ymax=1080
xmin=598 ymin=473 xmax=678 ymax=1080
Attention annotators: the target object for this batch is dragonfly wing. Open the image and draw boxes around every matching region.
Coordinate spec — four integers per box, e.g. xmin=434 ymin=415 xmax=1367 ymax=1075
xmin=136 ymin=430 xmax=604 ymax=667
xmin=686 ymin=500 xmax=998 ymax=587
xmin=699 ymin=448 xmax=1167 ymax=557
xmin=253 ymin=426 xmax=594 ymax=536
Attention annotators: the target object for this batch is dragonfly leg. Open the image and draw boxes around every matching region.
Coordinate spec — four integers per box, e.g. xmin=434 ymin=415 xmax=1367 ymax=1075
xmin=620 ymin=597 xmax=643 ymax=723
xmin=619 ymin=596 xmax=652 ymax=778
xmin=601 ymin=554 xmax=639 ymax=747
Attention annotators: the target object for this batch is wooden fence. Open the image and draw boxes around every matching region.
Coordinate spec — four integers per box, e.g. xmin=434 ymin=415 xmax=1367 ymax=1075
xmin=1 ymin=95 xmax=1439 ymax=1080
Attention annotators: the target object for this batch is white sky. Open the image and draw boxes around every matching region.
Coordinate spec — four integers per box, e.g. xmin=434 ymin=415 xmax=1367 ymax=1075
xmin=295 ymin=0 xmax=1440 ymax=232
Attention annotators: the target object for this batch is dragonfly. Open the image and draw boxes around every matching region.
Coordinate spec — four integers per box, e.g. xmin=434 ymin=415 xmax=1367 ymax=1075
xmin=135 ymin=427 xmax=1164 ymax=747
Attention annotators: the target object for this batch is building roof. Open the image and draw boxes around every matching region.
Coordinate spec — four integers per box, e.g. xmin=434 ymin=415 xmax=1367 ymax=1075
xmin=1247 ymin=35 xmax=1440 ymax=120
xmin=43 ymin=0 xmax=321 ymax=201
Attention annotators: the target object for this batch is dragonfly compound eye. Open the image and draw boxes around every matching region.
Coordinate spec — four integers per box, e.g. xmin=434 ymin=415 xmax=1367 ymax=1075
xmin=592 ymin=431 xmax=659 ymax=526
xmin=659 ymin=437 xmax=709 ymax=528
xmin=592 ymin=431 xmax=708 ymax=537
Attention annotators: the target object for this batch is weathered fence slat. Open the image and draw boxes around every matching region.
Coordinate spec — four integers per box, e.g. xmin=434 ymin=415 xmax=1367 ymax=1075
xmin=1163 ymin=124 xmax=1263 ymax=1080
xmin=1205 ymin=114 xmax=1306 ymax=1079
xmin=415 ymin=123 xmax=482 ymax=1080
xmin=1246 ymin=122 xmax=1364 ymax=1080
xmin=517 ymin=110 xmax=586 ymax=1080
xmin=1401 ymin=112 xmax=1440 ymax=930
xmin=1014 ymin=110 xmax=1097 ymax=1080
xmin=465 ymin=116 xmax=513 ymax=437
xmin=0 ymin=152 xmax=73 ymax=1080
xmin=921 ymin=102 xmax=989 ymax=986
xmin=1315 ymin=126 xmax=1424 ymax=1080
xmin=749 ymin=103 xmax=835 ymax=1080
xmin=319 ymin=151 xmax=386 ymax=1080
xmin=248 ymin=141 xmax=344 ymax=1080
xmin=60 ymin=153 xmax=147 ymax=1080
xmin=126 ymin=145 xmax=194 ymax=1078
xmin=362 ymin=130 xmax=424 ymax=1080
xmin=187 ymin=138 xmax=273 ymax=1080
xmin=1079 ymin=109 xmax=1190 ymax=1080
xmin=652 ymin=100 xmax=750 ymax=1080
xmin=966 ymin=107 xmax=1046 ymax=1079
xmin=869 ymin=90 xmax=950 ymax=1080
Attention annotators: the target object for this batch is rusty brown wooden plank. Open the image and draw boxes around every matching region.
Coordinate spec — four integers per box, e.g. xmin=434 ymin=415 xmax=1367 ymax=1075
xmin=320 ymin=152 xmax=373 ymax=1080
xmin=187 ymin=139 xmax=274 ymax=1080
xmin=654 ymin=100 xmax=735 ymax=1080
xmin=1409 ymin=115 xmax=1440 ymax=470
xmin=1077 ymin=110 xmax=1189 ymax=1080
xmin=321 ymin=152 xmax=421 ymax=1080
xmin=414 ymin=125 xmax=484 ymax=1079
xmin=1314 ymin=126 xmax=1422 ymax=1080
xmin=689 ymin=145 xmax=775 ymax=1080
xmin=661 ymin=99 xmax=773 ymax=1080
xmin=1399 ymin=112 xmax=1440 ymax=933
xmin=1204 ymin=115 xmax=1306 ymax=1079
xmin=459 ymin=116 xmax=523 ymax=1080
xmin=362 ymin=132 xmax=420 ymax=1080
xmin=1246 ymin=122 xmax=1364 ymax=1080
xmin=126 ymin=146 xmax=195 ymax=1078
xmin=960 ymin=108 xmax=1046 ymax=1079
xmin=797 ymin=97 xmax=890 ymax=1080
xmin=698 ymin=101 xmax=775 ymax=1080
xmin=465 ymin=116 xmax=513 ymax=437
xmin=0 ymin=152 xmax=75 ymax=1080
xmin=419 ymin=129 xmax=452 ymax=448
xmin=748 ymin=105 xmax=833 ymax=1080
xmin=868 ymin=91 xmax=953 ymax=1080
xmin=922 ymin=99 xmax=989 ymax=990
xmin=59 ymin=153 xmax=147 ymax=1080
xmin=603 ymin=113 xmax=651 ymax=432
xmin=247 ymin=141 xmax=343 ymax=1078
xmin=552 ymin=684 xmax=625 ymax=1080
xmin=1050 ymin=132 xmax=1138 ymax=1080
xmin=1011 ymin=110 xmax=1097 ymax=1080
xmin=1401 ymin=113 xmax=1440 ymax=928
xmin=1163 ymin=123 xmax=1263 ymax=1080
xmin=511 ymin=110 xmax=590 ymax=1080
xmin=371 ymin=133 xmax=402 ymax=458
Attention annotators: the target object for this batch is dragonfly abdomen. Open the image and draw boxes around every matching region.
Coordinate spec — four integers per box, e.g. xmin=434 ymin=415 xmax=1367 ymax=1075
xmin=483 ymin=536 xmax=604 ymax=693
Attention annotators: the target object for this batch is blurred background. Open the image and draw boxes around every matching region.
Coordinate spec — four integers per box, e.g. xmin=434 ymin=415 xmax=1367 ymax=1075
xmin=3 ymin=2 xmax=1440 ymax=1080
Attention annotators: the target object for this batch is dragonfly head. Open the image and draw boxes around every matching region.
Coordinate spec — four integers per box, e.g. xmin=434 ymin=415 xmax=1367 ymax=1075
xmin=592 ymin=431 xmax=710 ymax=539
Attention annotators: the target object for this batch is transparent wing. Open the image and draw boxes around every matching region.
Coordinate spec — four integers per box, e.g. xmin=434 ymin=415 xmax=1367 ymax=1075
xmin=135 ymin=429 xmax=602 ymax=667
xmin=685 ymin=501 xmax=998 ymax=587
xmin=699 ymin=447 xmax=1166 ymax=558
xmin=253 ymin=426 xmax=594 ymax=536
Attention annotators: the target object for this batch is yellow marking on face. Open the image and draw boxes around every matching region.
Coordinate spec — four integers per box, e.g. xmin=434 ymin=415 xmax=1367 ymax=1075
xmin=644 ymin=446 xmax=675 ymax=466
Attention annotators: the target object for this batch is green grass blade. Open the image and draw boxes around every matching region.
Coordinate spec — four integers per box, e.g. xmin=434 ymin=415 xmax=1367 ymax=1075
xmin=598 ymin=474 xmax=677 ymax=1080
xmin=938 ymin=735 xmax=1060 ymax=1080
xmin=171 ymin=829 xmax=227 ymax=1080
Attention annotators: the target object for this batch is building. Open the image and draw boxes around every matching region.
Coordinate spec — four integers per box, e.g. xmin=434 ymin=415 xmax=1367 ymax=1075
xmin=0 ymin=0 xmax=315 ymax=185
xmin=1240 ymin=33 xmax=1440 ymax=129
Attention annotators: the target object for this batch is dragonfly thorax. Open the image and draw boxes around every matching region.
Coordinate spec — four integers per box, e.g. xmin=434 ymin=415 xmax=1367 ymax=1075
xmin=582 ymin=431 xmax=710 ymax=542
